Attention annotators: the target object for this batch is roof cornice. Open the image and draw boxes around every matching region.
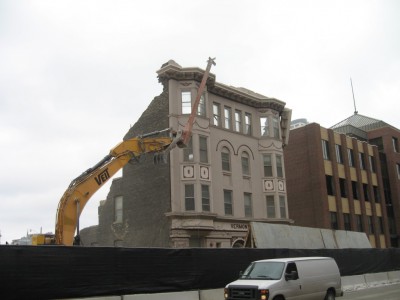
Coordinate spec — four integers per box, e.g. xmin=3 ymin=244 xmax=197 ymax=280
xmin=157 ymin=60 xmax=286 ymax=113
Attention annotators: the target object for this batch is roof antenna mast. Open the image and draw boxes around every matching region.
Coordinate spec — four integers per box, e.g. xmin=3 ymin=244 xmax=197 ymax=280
xmin=350 ymin=78 xmax=358 ymax=115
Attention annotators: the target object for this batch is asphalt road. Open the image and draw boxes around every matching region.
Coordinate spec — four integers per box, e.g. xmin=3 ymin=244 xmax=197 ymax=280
xmin=342 ymin=284 xmax=400 ymax=299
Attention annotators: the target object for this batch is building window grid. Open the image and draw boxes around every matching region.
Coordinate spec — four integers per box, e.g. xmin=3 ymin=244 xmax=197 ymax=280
xmin=183 ymin=137 xmax=193 ymax=162
xmin=368 ymin=216 xmax=374 ymax=234
xmin=245 ymin=113 xmax=252 ymax=135
xmin=273 ymin=117 xmax=280 ymax=138
xmin=199 ymin=136 xmax=208 ymax=163
xmin=197 ymin=94 xmax=206 ymax=117
xmin=352 ymin=181 xmax=359 ymax=200
xmin=339 ymin=178 xmax=347 ymax=198
xmin=181 ymin=91 xmax=192 ymax=114
xmin=359 ymin=152 xmax=365 ymax=170
xmin=356 ymin=215 xmax=363 ymax=232
xmin=234 ymin=110 xmax=242 ymax=133
xmin=224 ymin=190 xmax=233 ymax=215
xmin=263 ymin=154 xmax=273 ymax=177
xmin=184 ymin=184 xmax=195 ymax=211
xmin=343 ymin=213 xmax=351 ymax=231
xmin=266 ymin=195 xmax=275 ymax=218
xmin=369 ymin=156 xmax=376 ymax=173
xmin=213 ymin=103 xmax=221 ymax=126
xmin=244 ymin=193 xmax=253 ymax=218
xmin=331 ymin=212 xmax=338 ymax=230
xmin=276 ymin=155 xmax=283 ymax=178
xmin=348 ymin=148 xmax=355 ymax=167
xmin=241 ymin=152 xmax=250 ymax=176
xmin=201 ymin=185 xmax=210 ymax=212
xmin=363 ymin=184 xmax=369 ymax=201
xmin=393 ymin=137 xmax=399 ymax=152
xmin=279 ymin=196 xmax=286 ymax=218
xmin=224 ymin=106 xmax=232 ymax=130
xmin=322 ymin=140 xmax=330 ymax=160
xmin=326 ymin=175 xmax=335 ymax=196
xmin=335 ymin=144 xmax=343 ymax=164
xmin=221 ymin=147 xmax=231 ymax=172
xmin=260 ymin=117 xmax=269 ymax=136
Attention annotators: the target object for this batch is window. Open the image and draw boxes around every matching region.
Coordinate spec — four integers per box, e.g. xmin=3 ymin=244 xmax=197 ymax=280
xmin=363 ymin=184 xmax=369 ymax=201
xmin=260 ymin=116 xmax=269 ymax=136
xmin=326 ymin=175 xmax=335 ymax=196
xmin=244 ymin=113 xmax=252 ymax=135
xmin=213 ymin=103 xmax=221 ymax=126
xmin=114 ymin=196 xmax=123 ymax=223
xmin=352 ymin=181 xmax=359 ymax=199
xmin=199 ymin=136 xmax=208 ymax=163
xmin=263 ymin=154 xmax=273 ymax=177
xmin=322 ymin=140 xmax=330 ymax=160
xmin=339 ymin=178 xmax=347 ymax=198
xmin=348 ymin=148 xmax=355 ymax=167
xmin=373 ymin=186 xmax=380 ymax=203
xmin=335 ymin=144 xmax=343 ymax=164
xmin=234 ymin=110 xmax=242 ymax=132
xmin=397 ymin=164 xmax=400 ymax=179
xmin=181 ymin=91 xmax=191 ymax=114
xmin=331 ymin=212 xmax=338 ymax=230
xmin=185 ymin=184 xmax=195 ymax=211
xmin=224 ymin=106 xmax=232 ymax=129
xmin=224 ymin=190 xmax=233 ymax=215
xmin=359 ymin=152 xmax=365 ymax=170
xmin=241 ymin=152 xmax=250 ymax=176
xmin=279 ymin=196 xmax=286 ymax=218
xmin=369 ymin=156 xmax=376 ymax=173
xmin=343 ymin=213 xmax=351 ymax=231
xmin=272 ymin=117 xmax=279 ymax=138
xmin=244 ymin=193 xmax=253 ymax=217
xmin=356 ymin=215 xmax=363 ymax=232
xmin=197 ymin=94 xmax=206 ymax=117
xmin=266 ymin=196 xmax=275 ymax=218
xmin=201 ymin=185 xmax=210 ymax=212
xmin=221 ymin=147 xmax=231 ymax=172
xmin=276 ymin=155 xmax=283 ymax=178
xmin=378 ymin=217 xmax=384 ymax=234
xmin=368 ymin=216 xmax=374 ymax=234
xmin=393 ymin=137 xmax=399 ymax=152
xmin=183 ymin=137 xmax=193 ymax=162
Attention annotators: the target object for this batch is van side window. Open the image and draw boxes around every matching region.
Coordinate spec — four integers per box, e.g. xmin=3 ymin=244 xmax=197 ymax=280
xmin=285 ymin=262 xmax=299 ymax=280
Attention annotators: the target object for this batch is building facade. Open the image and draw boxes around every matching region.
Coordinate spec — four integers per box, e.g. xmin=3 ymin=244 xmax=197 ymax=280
xmin=81 ymin=60 xmax=292 ymax=248
xmin=284 ymin=121 xmax=391 ymax=248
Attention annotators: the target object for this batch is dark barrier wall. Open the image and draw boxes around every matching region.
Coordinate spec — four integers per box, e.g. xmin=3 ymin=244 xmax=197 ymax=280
xmin=1 ymin=246 xmax=399 ymax=300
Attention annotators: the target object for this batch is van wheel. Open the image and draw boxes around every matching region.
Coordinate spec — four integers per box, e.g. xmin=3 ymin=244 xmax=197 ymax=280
xmin=273 ymin=296 xmax=284 ymax=300
xmin=324 ymin=290 xmax=335 ymax=300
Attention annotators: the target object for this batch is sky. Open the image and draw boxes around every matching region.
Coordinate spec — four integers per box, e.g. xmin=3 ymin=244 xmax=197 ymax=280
xmin=0 ymin=0 xmax=399 ymax=244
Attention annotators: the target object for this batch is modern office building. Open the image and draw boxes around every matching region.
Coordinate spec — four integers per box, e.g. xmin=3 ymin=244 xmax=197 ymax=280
xmin=81 ymin=60 xmax=292 ymax=248
xmin=284 ymin=115 xmax=397 ymax=248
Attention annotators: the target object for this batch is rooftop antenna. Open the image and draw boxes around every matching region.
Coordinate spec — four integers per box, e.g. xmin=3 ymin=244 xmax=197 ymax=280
xmin=350 ymin=78 xmax=358 ymax=114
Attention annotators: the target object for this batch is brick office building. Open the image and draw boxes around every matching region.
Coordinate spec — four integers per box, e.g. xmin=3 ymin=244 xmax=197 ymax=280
xmin=81 ymin=60 xmax=292 ymax=247
xmin=284 ymin=114 xmax=397 ymax=248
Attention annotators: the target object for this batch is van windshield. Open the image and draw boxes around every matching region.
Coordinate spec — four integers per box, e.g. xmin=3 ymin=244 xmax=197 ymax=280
xmin=240 ymin=262 xmax=284 ymax=280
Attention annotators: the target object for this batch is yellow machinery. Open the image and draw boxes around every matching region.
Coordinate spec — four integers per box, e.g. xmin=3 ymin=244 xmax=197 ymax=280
xmin=52 ymin=58 xmax=215 ymax=246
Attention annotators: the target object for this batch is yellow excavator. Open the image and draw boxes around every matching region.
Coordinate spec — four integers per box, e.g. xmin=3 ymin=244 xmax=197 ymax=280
xmin=40 ymin=58 xmax=215 ymax=246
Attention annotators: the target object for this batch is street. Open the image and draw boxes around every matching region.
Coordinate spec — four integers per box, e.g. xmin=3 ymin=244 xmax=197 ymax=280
xmin=342 ymin=284 xmax=400 ymax=299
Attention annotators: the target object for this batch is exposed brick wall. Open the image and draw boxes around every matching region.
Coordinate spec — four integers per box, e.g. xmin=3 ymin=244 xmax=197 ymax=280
xmin=88 ymin=88 xmax=172 ymax=247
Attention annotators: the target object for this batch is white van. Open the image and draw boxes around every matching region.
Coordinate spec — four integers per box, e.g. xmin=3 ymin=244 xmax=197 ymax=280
xmin=224 ymin=257 xmax=343 ymax=300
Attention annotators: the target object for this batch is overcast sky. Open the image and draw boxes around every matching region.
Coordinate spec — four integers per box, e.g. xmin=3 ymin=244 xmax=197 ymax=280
xmin=1 ymin=0 xmax=399 ymax=244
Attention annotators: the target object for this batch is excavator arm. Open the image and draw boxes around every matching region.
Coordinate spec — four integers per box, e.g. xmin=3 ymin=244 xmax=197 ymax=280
xmin=54 ymin=57 xmax=216 ymax=246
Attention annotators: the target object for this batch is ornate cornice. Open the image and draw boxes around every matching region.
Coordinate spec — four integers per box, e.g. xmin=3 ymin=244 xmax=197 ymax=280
xmin=157 ymin=60 xmax=286 ymax=113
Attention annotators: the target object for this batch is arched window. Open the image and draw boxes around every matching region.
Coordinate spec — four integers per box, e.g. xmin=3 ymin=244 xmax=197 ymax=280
xmin=221 ymin=147 xmax=231 ymax=172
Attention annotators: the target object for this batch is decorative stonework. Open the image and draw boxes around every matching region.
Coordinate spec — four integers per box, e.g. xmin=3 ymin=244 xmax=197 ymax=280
xmin=263 ymin=179 xmax=274 ymax=192
xmin=200 ymin=166 xmax=211 ymax=181
xmin=182 ymin=165 xmax=195 ymax=180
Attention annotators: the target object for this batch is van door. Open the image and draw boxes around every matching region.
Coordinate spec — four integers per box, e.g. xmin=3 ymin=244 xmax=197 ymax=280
xmin=281 ymin=262 xmax=304 ymax=300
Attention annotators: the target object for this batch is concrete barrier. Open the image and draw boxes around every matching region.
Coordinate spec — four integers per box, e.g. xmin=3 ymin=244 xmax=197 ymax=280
xmin=199 ymin=288 xmax=224 ymax=300
xmin=387 ymin=271 xmax=400 ymax=284
xmin=364 ymin=272 xmax=389 ymax=287
xmin=124 ymin=291 xmax=199 ymax=300
xmin=341 ymin=274 xmax=367 ymax=291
